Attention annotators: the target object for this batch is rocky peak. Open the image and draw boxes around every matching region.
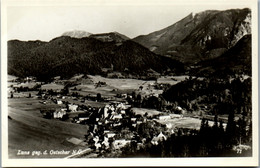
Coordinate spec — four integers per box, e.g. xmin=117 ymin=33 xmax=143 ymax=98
xmin=230 ymin=12 xmax=251 ymax=47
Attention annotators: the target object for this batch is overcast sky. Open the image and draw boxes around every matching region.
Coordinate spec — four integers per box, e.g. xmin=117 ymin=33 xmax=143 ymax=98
xmin=7 ymin=3 xmax=250 ymax=41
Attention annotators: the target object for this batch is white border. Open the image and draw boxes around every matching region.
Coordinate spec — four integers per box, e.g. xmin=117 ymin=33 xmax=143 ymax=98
xmin=1 ymin=0 xmax=258 ymax=167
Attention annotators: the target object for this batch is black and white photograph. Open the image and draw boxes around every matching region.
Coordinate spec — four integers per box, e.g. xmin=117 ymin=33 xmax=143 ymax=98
xmin=1 ymin=0 xmax=258 ymax=166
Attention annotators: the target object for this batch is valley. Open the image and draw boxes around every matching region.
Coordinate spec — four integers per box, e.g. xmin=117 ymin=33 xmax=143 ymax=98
xmin=8 ymin=72 xmax=250 ymax=158
xmin=6 ymin=7 xmax=253 ymax=158
xmin=8 ymin=74 xmax=190 ymax=158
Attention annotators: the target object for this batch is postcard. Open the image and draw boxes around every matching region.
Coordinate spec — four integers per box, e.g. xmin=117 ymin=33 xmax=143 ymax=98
xmin=1 ymin=0 xmax=258 ymax=166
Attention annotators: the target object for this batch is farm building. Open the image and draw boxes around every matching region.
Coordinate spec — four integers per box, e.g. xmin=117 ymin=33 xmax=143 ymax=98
xmin=40 ymin=109 xmax=66 ymax=119
xmin=68 ymin=104 xmax=78 ymax=112
xmin=53 ymin=110 xmax=66 ymax=119
xmin=113 ymin=139 xmax=131 ymax=150
xmin=151 ymin=132 xmax=167 ymax=145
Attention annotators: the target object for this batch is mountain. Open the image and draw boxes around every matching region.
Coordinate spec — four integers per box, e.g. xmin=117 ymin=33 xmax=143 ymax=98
xmin=89 ymin=32 xmax=130 ymax=43
xmin=61 ymin=31 xmax=129 ymax=42
xmin=62 ymin=30 xmax=92 ymax=38
xmin=133 ymin=8 xmax=251 ymax=65
xmin=8 ymin=40 xmax=47 ymax=76
xmin=8 ymin=36 xmax=184 ymax=80
xmin=194 ymin=34 xmax=251 ymax=76
xmin=8 ymin=8 xmax=251 ymax=80
xmin=8 ymin=40 xmax=46 ymax=56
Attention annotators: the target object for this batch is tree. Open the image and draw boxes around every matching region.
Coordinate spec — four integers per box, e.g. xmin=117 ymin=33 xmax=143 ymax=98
xmin=213 ymin=114 xmax=219 ymax=131
xmin=219 ymin=120 xmax=224 ymax=135
xmin=145 ymin=96 xmax=161 ymax=109
xmin=225 ymin=110 xmax=237 ymax=146
xmin=37 ymin=89 xmax=42 ymax=96
xmin=247 ymin=120 xmax=252 ymax=143
xmin=136 ymin=94 xmax=142 ymax=107
xmin=237 ymin=116 xmax=247 ymax=143
xmin=144 ymin=112 xmax=148 ymax=118
xmin=97 ymin=93 xmax=102 ymax=102
xmin=132 ymin=91 xmax=136 ymax=99
xmin=200 ymin=118 xmax=206 ymax=133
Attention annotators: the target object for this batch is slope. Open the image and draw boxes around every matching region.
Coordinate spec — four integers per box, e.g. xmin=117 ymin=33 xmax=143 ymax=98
xmin=89 ymin=32 xmax=130 ymax=43
xmin=8 ymin=36 xmax=184 ymax=81
xmin=195 ymin=34 xmax=251 ymax=76
xmin=133 ymin=8 xmax=251 ymax=65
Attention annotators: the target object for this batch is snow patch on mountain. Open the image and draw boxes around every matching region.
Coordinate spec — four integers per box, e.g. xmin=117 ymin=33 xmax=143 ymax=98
xmin=62 ymin=30 xmax=92 ymax=38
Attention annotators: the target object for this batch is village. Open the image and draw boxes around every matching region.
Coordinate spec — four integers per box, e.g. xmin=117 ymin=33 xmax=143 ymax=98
xmin=5 ymin=72 xmax=253 ymax=156
xmin=8 ymin=74 xmax=234 ymax=158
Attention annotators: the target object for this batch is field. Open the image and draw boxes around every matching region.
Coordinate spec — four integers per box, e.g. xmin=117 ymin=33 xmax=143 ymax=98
xmin=131 ymin=108 xmax=163 ymax=117
xmin=8 ymin=98 xmax=89 ymax=158
xmin=131 ymin=107 xmax=222 ymax=130
xmin=73 ymin=75 xmax=188 ymax=97
xmin=157 ymin=75 xmax=190 ymax=85
xmin=41 ymin=83 xmax=64 ymax=91
xmin=155 ymin=117 xmax=215 ymax=130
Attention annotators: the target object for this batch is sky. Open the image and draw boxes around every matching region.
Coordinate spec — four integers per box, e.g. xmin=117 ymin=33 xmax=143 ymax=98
xmin=7 ymin=2 xmax=251 ymax=41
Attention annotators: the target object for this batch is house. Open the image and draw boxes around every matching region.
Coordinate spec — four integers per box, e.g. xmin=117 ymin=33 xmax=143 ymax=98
xmin=137 ymin=143 xmax=144 ymax=150
xmin=93 ymin=125 xmax=98 ymax=133
xmin=60 ymin=108 xmax=67 ymax=112
xmin=68 ymin=104 xmax=78 ymax=112
xmin=103 ymin=105 xmax=110 ymax=118
xmin=176 ymin=106 xmax=185 ymax=114
xmin=112 ymin=114 xmax=122 ymax=120
xmin=77 ymin=113 xmax=90 ymax=122
xmin=53 ymin=110 xmax=66 ymax=119
xmin=151 ymin=132 xmax=167 ymax=145
xmin=102 ymin=137 xmax=110 ymax=149
xmin=94 ymin=142 xmax=102 ymax=150
xmin=131 ymin=118 xmax=137 ymax=122
xmin=113 ymin=139 xmax=131 ymax=150
xmin=105 ymin=120 xmax=110 ymax=124
xmin=113 ymin=123 xmax=122 ymax=127
xmin=166 ymin=123 xmax=173 ymax=129
xmin=78 ymin=117 xmax=89 ymax=122
xmin=115 ymin=102 xmax=127 ymax=110
xmin=39 ymin=100 xmax=47 ymax=104
xmin=93 ymin=136 xmax=101 ymax=150
xmin=57 ymin=100 xmax=63 ymax=105
xmin=121 ymin=94 xmax=127 ymax=99
xmin=106 ymin=132 xmax=116 ymax=138
xmin=25 ymin=76 xmax=36 ymax=82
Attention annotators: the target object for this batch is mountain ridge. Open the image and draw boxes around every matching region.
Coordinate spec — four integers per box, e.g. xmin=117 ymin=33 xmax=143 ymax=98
xmin=133 ymin=8 xmax=251 ymax=65
xmin=8 ymin=36 xmax=184 ymax=80
xmin=8 ymin=8 xmax=251 ymax=80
